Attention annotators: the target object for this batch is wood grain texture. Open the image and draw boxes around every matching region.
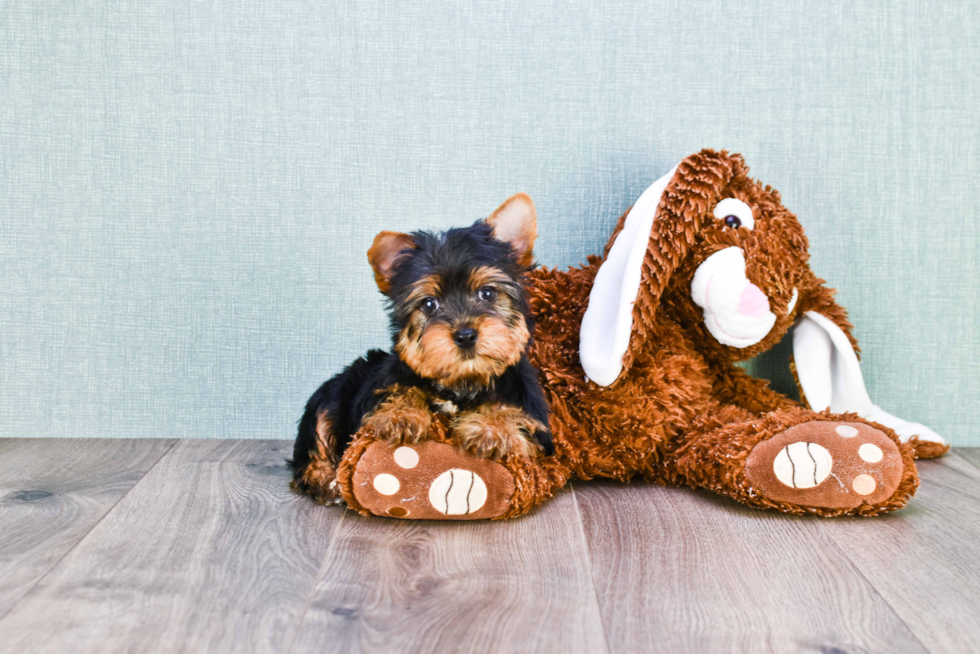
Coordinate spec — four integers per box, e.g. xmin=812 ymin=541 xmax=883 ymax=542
xmin=0 ymin=440 xmax=343 ymax=654
xmin=819 ymin=453 xmax=980 ymax=653
xmin=574 ymin=479 xmax=927 ymax=654
xmin=0 ymin=438 xmax=174 ymax=619
xmin=290 ymin=488 xmax=609 ymax=654
xmin=956 ymin=447 xmax=980 ymax=470
xmin=3 ymin=440 xmax=979 ymax=653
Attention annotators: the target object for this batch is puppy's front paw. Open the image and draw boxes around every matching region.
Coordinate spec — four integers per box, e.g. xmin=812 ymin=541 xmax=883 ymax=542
xmin=364 ymin=389 xmax=432 ymax=445
xmin=365 ymin=407 xmax=431 ymax=444
xmin=363 ymin=389 xmax=432 ymax=445
xmin=451 ymin=405 xmax=544 ymax=460
xmin=291 ymin=460 xmax=344 ymax=506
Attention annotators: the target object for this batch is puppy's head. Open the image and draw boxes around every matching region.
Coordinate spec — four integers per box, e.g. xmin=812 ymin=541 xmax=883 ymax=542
xmin=581 ymin=150 xmax=820 ymax=386
xmin=368 ymin=194 xmax=538 ymax=392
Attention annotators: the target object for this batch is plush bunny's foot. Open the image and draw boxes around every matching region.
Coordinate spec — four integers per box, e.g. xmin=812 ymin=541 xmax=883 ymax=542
xmin=344 ymin=440 xmax=516 ymax=520
xmin=745 ymin=420 xmax=909 ymax=512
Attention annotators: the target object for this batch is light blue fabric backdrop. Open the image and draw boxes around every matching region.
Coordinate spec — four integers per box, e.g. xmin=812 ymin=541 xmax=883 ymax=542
xmin=1 ymin=1 xmax=977 ymax=444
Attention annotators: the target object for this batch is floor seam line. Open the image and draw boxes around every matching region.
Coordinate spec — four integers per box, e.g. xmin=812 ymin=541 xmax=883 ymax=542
xmin=570 ymin=482 xmax=614 ymax=654
xmin=0 ymin=438 xmax=179 ymax=625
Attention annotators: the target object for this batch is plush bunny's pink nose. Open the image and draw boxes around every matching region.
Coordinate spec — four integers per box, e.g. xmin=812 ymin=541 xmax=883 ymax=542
xmin=737 ymin=283 xmax=770 ymax=317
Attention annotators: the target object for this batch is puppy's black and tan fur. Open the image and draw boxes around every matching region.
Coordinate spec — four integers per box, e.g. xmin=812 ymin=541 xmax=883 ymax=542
xmin=290 ymin=195 xmax=552 ymax=504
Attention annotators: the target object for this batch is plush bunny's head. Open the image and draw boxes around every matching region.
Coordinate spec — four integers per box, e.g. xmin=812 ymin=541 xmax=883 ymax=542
xmin=580 ymin=149 xmax=821 ymax=386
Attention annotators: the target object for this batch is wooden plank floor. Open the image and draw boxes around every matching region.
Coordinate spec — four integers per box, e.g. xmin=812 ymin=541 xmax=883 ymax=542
xmin=0 ymin=440 xmax=978 ymax=654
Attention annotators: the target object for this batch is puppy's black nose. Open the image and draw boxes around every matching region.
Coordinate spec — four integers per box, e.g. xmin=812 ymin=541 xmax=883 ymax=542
xmin=453 ymin=327 xmax=478 ymax=349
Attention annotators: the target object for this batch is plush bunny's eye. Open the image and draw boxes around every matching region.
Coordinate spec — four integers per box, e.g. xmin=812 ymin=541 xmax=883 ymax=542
xmin=713 ymin=198 xmax=754 ymax=231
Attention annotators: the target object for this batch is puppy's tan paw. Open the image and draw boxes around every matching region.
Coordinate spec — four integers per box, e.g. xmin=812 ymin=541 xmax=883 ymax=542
xmin=364 ymin=406 xmax=431 ymax=445
xmin=451 ymin=405 xmax=543 ymax=460
xmin=363 ymin=388 xmax=432 ymax=445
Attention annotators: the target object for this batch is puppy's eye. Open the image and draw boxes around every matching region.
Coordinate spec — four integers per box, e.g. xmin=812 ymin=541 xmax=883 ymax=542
xmin=478 ymin=286 xmax=497 ymax=302
xmin=713 ymin=198 xmax=754 ymax=230
xmin=420 ymin=297 xmax=439 ymax=316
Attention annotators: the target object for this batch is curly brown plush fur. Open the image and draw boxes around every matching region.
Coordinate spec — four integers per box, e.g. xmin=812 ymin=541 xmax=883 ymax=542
xmin=339 ymin=149 xmax=925 ymax=519
xmin=523 ymin=149 xmax=919 ymax=516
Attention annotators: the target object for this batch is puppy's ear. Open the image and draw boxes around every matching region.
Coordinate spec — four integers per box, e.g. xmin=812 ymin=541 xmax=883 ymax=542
xmin=367 ymin=231 xmax=415 ymax=295
xmin=580 ymin=150 xmax=741 ymax=386
xmin=486 ymin=193 xmax=538 ymax=268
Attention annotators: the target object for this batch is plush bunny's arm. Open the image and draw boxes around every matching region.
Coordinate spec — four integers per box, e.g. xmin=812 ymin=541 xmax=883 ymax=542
xmin=793 ymin=311 xmax=946 ymax=448
xmin=712 ymin=365 xmax=798 ymax=414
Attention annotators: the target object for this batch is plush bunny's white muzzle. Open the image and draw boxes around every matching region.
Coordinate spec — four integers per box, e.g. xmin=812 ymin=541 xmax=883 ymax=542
xmin=691 ymin=247 xmax=777 ymax=348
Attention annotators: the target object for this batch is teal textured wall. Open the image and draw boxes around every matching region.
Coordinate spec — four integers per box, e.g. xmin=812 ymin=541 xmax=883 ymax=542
xmin=1 ymin=1 xmax=977 ymax=443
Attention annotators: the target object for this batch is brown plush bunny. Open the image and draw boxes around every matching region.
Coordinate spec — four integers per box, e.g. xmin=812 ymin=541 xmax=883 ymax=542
xmin=336 ymin=149 xmax=946 ymax=520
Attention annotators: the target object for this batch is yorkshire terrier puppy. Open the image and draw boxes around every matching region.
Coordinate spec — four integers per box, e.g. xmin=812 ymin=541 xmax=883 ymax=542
xmin=290 ymin=194 xmax=552 ymax=504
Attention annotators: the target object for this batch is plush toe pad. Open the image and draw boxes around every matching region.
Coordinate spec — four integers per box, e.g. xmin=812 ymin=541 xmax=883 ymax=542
xmin=351 ymin=441 xmax=515 ymax=520
xmin=745 ymin=421 xmax=904 ymax=510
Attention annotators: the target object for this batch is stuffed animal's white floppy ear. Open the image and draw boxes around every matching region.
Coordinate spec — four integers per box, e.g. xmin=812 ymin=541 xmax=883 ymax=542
xmin=486 ymin=193 xmax=538 ymax=268
xmin=793 ymin=311 xmax=873 ymax=414
xmin=793 ymin=311 xmax=947 ymax=447
xmin=579 ymin=166 xmax=678 ymax=387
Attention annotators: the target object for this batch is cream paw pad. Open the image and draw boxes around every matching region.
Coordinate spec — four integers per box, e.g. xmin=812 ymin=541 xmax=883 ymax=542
xmin=744 ymin=420 xmax=905 ymax=510
xmin=349 ymin=440 xmax=515 ymax=520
